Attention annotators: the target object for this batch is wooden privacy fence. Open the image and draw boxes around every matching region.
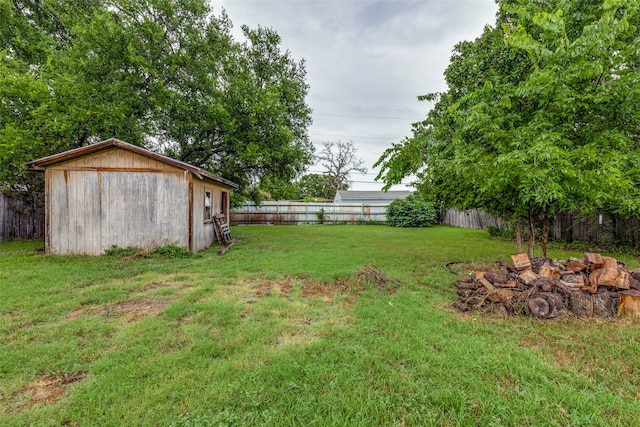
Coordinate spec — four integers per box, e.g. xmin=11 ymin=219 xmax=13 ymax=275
xmin=554 ymin=211 xmax=640 ymax=246
xmin=441 ymin=208 xmax=505 ymax=230
xmin=0 ymin=191 xmax=44 ymax=240
xmin=443 ymin=208 xmax=640 ymax=246
xmin=231 ymin=201 xmax=388 ymax=225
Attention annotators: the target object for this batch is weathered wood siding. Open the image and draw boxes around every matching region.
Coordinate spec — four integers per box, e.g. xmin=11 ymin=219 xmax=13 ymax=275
xmin=231 ymin=201 xmax=388 ymax=225
xmin=45 ymin=148 xmax=189 ymax=255
xmin=191 ymin=178 xmax=230 ymax=252
xmin=0 ymin=191 xmax=44 ymax=240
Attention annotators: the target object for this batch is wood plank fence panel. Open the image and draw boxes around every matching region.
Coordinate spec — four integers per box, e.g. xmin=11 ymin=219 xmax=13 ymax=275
xmin=0 ymin=191 xmax=44 ymax=241
xmin=231 ymin=202 xmax=388 ymax=225
xmin=441 ymin=208 xmax=505 ymax=230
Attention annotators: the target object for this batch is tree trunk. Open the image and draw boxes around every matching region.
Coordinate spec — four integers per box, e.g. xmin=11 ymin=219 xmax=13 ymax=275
xmin=514 ymin=220 xmax=523 ymax=253
xmin=541 ymin=214 xmax=549 ymax=258
xmin=527 ymin=209 xmax=535 ymax=259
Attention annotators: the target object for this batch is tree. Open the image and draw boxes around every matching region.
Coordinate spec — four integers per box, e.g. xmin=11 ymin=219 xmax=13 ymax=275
xmin=376 ymin=0 xmax=640 ymax=257
xmin=316 ymin=141 xmax=367 ymax=192
xmin=0 ymin=0 xmax=314 ymax=203
xmin=296 ymin=173 xmax=336 ymax=200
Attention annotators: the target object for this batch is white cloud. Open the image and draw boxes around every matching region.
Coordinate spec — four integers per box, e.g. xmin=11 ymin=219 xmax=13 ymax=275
xmin=212 ymin=0 xmax=499 ymax=190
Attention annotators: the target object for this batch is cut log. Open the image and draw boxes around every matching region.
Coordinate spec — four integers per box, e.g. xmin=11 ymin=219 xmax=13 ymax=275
xmin=528 ymin=292 xmax=563 ymax=319
xmin=560 ymin=279 xmax=584 ymax=290
xmin=568 ymin=290 xmax=594 ymax=317
xmin=533 ymin=277 xmax=556 ymax=292
xmin=475 ymin=271 xmax=486 ymax=280
xmin=613 ymin=270 xmax=630 ymax=290
xmin=485 ymin=271 xmax=509 ymax=284
xmin=518 ymin=269 xmax=539 ymax=286
xmin=490 ymin=289 xmax=516 ymax=313
xmin=592 ymin=288 xmax=617 ymax=318
xmin=478 ymin=277 xmax=495 ymax=292
xmin=597 ymin=264 xmax=620 ymax=287
xmin=617 ymin=290 xmax=640 ymax=318
xmin=583 ymin=252 xmax=603 ymax=271
xmin=539 ymin=263 xmax=560 ymax=279
xmin=594 ymin=257 xmax=630 ymax=290
xmin=494 ymin=280 xmax=518 ymax=288
xmin=583 ymin=269 xmax=599 ymax=294
xmin=629 ymin=276 xmax=640 ymax=291
xmin=511 ymin=253 xmax=531 ymax=271
xmin=630 ymin=268 xmax=640 ymax=283
xmin=527 ymin=296 xmax=551 ymax=319
xmin=564 ymin=257 xmax=587 ymax=272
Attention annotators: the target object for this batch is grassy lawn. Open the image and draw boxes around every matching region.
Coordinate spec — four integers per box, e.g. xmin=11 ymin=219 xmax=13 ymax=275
xmin=2 ymin=225 xmax=640 ymax=426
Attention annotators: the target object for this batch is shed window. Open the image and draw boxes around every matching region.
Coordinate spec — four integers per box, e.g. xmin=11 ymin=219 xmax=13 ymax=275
xmin=204 ymin=190 xmax=213 ymax=222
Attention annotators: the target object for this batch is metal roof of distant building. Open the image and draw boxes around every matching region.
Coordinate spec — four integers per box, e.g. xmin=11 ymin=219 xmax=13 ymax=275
xmin=335 ymin=190 xmax=412 ymax=200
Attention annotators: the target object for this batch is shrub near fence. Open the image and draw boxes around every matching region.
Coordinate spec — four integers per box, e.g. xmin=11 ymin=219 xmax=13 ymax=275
xmin=231 ymin=201 xmax=388 ymax=225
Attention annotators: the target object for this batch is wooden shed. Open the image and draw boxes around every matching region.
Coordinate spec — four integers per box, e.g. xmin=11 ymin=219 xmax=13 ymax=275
xmin=27 ymin=138 xmax=238 ymax=255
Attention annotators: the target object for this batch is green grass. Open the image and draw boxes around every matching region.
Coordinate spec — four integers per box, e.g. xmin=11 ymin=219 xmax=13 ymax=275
xmin=1 ymin=226 xmax=640 ymax=426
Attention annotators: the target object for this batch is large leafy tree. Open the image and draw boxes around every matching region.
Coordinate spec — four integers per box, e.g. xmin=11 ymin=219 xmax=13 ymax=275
xmin=0 ymin=0 xmax=314 ymax=201
xmin=377 ymin=0 xmax=640 ymax=256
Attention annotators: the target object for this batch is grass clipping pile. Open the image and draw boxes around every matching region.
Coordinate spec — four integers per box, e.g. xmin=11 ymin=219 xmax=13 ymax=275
xmin=452 ymin=252 xmax=640 ymax=319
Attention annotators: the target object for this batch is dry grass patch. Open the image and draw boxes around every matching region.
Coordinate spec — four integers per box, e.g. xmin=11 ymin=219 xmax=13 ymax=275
xmin=5 ymin=372 xmax=86 ymax=415
xmin=64 ymin=299 xmax=171 ymax=322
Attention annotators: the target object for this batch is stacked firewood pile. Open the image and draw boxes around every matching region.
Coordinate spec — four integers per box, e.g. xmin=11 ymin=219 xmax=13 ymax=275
xmin=452 ymin=252 xmax=640 ymax=319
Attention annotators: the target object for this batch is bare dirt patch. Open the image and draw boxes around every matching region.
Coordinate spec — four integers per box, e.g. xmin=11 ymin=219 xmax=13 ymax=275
xmin=6 ymin=372 xmax=86 ymax=415
xmin=108 ymin=299 xmax=169 ymax=320
xmin=301 ymin=280 xmax=350 ymax=302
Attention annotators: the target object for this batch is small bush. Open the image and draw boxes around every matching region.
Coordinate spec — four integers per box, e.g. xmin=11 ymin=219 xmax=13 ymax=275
xmin=104 ymin=245 xmax=142 ymax=257
xmin=386 ymin=195 xmax=438 ymax=227
xmin=151 ymin=244 xmax=194 ymax=258
xmin=104 ymin=243 xmax=194 ymax=258
xmin=487 ymin=225 xmax=515 ymax=239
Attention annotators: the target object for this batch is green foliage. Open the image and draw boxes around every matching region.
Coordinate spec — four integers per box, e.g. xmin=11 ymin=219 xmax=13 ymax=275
xmin=487 ymin=225 xmax=515 ymax=239
xmin=0 ymin=0 xmax=313 ymax=202
xmin=103 ymin=245 xmax=142 ymax=257
xmin=151 ymin=244 xmax=195 ymax=259
xmin=104 ymin=243 xmax=194 ymax=258
xmin=386 ymin=195 xmax=438 ymax=228
xmin=296 ymin=173 xmax=336 ymax=200
xmin=376 ymin=0 xmax=640 ymax=256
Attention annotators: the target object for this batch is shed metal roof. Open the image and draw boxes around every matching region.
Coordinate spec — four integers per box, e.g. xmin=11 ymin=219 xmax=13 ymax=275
xmin=334 ymin=190 xmax=412 ymax=203
xmin=27 ymin=138 xmax=239 ymax=189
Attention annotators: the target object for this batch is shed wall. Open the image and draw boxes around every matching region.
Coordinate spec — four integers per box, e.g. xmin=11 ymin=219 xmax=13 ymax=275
xmin=45 ymin=149 xmax=190 ymax=255
xmin=191 ymin=179 xmax=230 ymax=251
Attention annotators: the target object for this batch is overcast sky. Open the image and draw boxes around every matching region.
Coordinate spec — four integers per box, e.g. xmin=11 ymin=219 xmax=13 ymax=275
xmin=211 ymin=0 xmax=499 ymax=191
